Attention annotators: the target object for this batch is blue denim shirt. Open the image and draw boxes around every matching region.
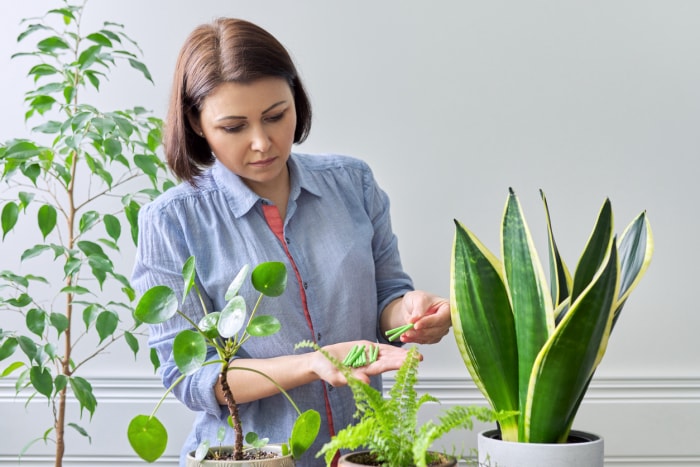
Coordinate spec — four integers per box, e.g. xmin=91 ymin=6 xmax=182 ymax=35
xmin=131 ymin=153 xmax=413 ymax=466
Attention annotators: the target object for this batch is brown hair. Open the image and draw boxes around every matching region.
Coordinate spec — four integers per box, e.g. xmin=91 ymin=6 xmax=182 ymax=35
xmin=164 ymin=18 xmax=312 ymax=182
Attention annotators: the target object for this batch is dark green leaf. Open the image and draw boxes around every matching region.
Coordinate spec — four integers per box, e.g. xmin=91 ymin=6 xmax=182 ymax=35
xmin=30 ymin=366 xmax=53 ymax=398
xmin=103 ymin=137 xmax=122 ymax=158
xmin=0 ymin=337 xmax=19 ymax=361
xmin=50 ymin=313 xmax=69 ymax=336
xmin=36 ymin=36 xmax=70 ymax=52
xmin=134 ymin=286 xmax=178 ymax=324
xmin=21 ymin=244 xmax=51 ymax=262
xmin=124 ymin=331 xmax=139 ymax=358
xmin=128 ymin=58 xmax=153 ymax=83
xmin=96 ymin=310 xmax=118 ymax=343
xmin=26 ymin=309 xmax=47 ymax=337
xmin=71 ymin=376 xmax=97 ymax=418
xmin=82 ymin=304 xmax=100 ymax=330
xmin=2 ymin=202 xmax=19 ymax=239
xmin=67 ymin=422 xmax=91 ymax=443
xmin=78 ymin=44 xmax=102 ymax=70
xmin=251 ymin=262 xmax=287 ymax=297
xmin=28 ymin=64 xmax=59 ymax=80
xmin=173 ymin=330 xmax=206 ymax=375
xmin=38 ymin=204 xmax=57 ymax=239
xmin=149 ymin=348 xmax=160 ymax=373
xmin=247 ymin=315 xmax=281 ymax=337
xmin=86 ymin=32 xmax=113 ymax=47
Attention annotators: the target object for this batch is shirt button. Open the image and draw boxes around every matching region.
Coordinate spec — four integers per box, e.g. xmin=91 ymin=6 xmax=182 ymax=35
xmin=303 ymin=282 xmax=309 ymax=290
xmin=285 ymin=237 xmax=290 ymax=244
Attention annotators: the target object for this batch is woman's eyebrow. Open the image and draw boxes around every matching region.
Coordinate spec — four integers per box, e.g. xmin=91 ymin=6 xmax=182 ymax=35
xmin=215 ymin=100 xmax=288 ymax=122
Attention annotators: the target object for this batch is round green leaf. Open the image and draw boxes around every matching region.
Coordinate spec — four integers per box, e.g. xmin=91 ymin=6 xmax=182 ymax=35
xmin=173 ymin=330 xmax=206 ymax=375
xmin=218 ymin=296 xmax=246 ymax=338
xmin=290 ymin=409 xmax=321 ymax=459
xmin=128 ymin=414 xmax=168 ymax=463
xmin=134 ymin=286 xmax=178 ymax=324
xmin=37 ymin=204 xmax=57 ymax=239
xmin=246 ymin=315 xmax=281 ymax=337
xmin=225 ymin=264 xmax=250 ymax=300
xmin=198 ymin=312 xmax=221 ymax=339
xmin=251 ymin=262 xmax=287 ymax=297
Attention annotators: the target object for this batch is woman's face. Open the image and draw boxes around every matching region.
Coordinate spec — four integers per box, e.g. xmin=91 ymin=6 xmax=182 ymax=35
xmin=193 ymin=77 xmax=297 ymax=194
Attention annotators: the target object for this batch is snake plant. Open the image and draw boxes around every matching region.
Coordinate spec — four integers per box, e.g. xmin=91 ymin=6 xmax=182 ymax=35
xmin=450 ymin=189 xmax=653 ymax=444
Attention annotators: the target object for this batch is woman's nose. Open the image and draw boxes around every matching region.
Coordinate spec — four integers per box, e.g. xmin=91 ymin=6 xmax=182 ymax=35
xmin=250 ymin=126 xmax=271 ymax=152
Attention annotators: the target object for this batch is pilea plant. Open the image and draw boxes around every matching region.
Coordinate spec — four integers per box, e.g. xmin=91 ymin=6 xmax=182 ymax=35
xmin=297 ymin=341 xmax=494 ymax=467
xmin=128 ymin=258 xmax=320 ymax=463
xmin=0 ymin=1 xmax=172 ymax=466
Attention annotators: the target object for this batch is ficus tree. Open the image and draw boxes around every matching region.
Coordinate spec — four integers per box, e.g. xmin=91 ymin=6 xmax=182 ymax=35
xmin=0 ymin=1 xmax=172 ymax=465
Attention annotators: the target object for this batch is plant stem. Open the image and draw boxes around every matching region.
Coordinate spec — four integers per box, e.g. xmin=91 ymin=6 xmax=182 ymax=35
xmin=219 ymin=362 xmax=243 ymax=460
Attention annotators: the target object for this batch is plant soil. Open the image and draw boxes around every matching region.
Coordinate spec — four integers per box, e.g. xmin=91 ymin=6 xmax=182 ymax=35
xmin=344 ymin=451 xmax=453 ymax=466
xmin=207 ymin=449 xmax=279 ymax=461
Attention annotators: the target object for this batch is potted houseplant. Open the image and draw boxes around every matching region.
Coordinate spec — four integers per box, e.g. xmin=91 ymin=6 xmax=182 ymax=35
xmin=450 ymin=188 xmax=653 ymax=466
xmin=0 ymin=1 xmax=171 ymax=466
xmin=296 ymin=341 xmax=494 ymax=467
xmin=128 ymin=257 xmax=321 ymax=465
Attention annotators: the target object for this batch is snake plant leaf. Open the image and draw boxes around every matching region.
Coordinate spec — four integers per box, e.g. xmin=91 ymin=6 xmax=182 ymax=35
xmin=540 ymin=190 xmax=572 ymax=307
xmin=525 ymin=242 xmax=619 ymax=443
xmin=614 ymin=211 xmax=654 ymax=319
xmin=570 ymin=199 xmax=613 ymax=303
xmin=501 ymin=189 xmax=554 ymax=438
xmin=251 ymin=261 xmax=287 ymax=297
xmin=451 ymin=219 xmax=519 ymax=440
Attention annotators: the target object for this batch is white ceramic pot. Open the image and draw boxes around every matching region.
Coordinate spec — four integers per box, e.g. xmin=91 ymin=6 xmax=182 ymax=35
xmin=477 ymin=429 xmax=604 ymax=467
xmin=185 ymin=444 xmax=294 ymax=467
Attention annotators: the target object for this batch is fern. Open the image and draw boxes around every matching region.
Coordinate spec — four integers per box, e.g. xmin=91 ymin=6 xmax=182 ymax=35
xmin=296 ymin=341 xmax=494 ymax=467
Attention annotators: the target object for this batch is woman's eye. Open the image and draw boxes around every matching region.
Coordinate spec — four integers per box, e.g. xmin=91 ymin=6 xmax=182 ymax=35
xmin=265 ymin=112 xmax=285 ymax=123
xmin=223 ymin=125 xmax=245 ymax=133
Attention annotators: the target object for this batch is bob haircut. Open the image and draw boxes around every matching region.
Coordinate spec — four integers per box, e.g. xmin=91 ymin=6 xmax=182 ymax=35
xmin=164 ymin=18 xmax=312 ymax=183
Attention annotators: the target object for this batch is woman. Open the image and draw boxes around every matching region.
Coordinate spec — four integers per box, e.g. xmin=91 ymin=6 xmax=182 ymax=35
xmin=131 ymin=17 xmax=452 ymax=467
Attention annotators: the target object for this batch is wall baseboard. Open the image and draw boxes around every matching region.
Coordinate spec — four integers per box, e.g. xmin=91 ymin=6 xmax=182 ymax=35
xmin=2 ymin=375 xmax=699 ymax=465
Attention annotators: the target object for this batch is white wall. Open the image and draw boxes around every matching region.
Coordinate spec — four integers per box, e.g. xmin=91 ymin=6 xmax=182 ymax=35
xmin=1 ymin=1 xmax=698 ymax=465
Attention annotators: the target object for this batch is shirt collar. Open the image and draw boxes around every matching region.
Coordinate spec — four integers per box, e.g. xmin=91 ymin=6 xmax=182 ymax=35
xmin=211 ymin=154 xmax=321 ymax=218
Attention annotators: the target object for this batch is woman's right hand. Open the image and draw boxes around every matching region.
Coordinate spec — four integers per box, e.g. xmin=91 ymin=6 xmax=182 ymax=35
xmin=311 ymin=340 xmax=419 ymax=386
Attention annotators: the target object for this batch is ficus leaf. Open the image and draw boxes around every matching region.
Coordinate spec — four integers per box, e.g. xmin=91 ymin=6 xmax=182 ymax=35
xmin=2 ymin=202 xmax=19 ymax=239
xmin=37 ymin=204 xmax=56 ymax=239
xmin=95 ymin=310 xmax=118 ymax=343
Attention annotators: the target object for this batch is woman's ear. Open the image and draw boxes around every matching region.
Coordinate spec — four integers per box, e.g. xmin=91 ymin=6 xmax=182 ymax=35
xmin=187 ymin=112 xmax=203 ymax=137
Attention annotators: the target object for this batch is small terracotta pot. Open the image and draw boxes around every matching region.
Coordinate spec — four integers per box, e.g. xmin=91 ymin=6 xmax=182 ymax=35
xmin=338 ymin=450 xmax=457 ymax=466
xmin=185 ymin=444 xmax=294 ymax=467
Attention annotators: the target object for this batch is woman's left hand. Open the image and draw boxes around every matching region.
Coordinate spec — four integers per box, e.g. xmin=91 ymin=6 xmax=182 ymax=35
xmin=384 ymin=291 xmax=451 ymax=345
